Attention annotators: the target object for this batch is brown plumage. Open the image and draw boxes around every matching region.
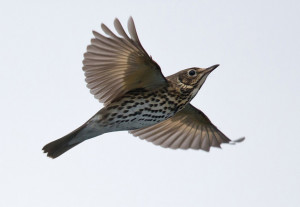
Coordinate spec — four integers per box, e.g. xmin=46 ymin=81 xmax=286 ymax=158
xmin=42 ymin=17 xmax=244 ymax=158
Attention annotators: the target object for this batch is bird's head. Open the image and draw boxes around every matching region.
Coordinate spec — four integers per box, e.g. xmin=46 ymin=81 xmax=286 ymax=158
xmin=168 ymin=64 xmax=219 ymax=100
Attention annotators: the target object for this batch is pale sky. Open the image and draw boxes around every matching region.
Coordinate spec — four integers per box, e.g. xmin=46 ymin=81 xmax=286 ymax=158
xmin=0 ymin=0 xmax=299 ymax=207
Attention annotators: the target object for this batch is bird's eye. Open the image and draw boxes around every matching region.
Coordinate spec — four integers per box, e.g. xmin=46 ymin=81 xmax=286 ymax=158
xmin=187 ymin=69 xmax=196 ymax=77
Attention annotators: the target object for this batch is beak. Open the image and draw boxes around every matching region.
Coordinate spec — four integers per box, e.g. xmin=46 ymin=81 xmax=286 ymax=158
xmin=203 ymin=64 xmax=219 ymax=74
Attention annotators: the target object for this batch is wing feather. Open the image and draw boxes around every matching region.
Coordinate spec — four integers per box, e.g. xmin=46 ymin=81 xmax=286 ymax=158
xmin=130 ymin=104 xmax=244 ymax=151
xmin=83 ymin=17 xmax=167 ymax=105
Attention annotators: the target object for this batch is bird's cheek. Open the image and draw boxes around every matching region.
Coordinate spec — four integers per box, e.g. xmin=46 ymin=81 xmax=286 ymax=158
xmin=184 ymin=78 xmax=192 ymax=85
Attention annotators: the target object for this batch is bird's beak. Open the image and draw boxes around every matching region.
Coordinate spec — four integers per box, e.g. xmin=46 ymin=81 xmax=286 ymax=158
xmin=203 ymin=64 xmax=219 ymax=74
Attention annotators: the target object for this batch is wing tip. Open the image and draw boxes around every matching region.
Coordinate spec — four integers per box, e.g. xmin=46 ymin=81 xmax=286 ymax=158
xmin=92 ymin=30 xmax=99 ymax=36
xmin=100 ymin=23 xmax=108 ymax=31
xmin=128 ymin=16 xmax=134 ymax=24
xmin=229 ymin=137 xmax=245 ymax=145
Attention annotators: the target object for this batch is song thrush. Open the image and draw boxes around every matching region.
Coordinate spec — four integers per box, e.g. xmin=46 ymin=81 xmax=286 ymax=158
xmin=43 ymin=17 xmax=244 ymax=158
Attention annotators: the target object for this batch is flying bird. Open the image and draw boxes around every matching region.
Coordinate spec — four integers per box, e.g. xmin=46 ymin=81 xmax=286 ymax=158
xmin=43 ymin=17 xmax=244 ymax=158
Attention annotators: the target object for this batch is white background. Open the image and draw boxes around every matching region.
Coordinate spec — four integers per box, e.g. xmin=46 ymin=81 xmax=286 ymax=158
xmin=1 ymin=0 xmax=299 ymax=206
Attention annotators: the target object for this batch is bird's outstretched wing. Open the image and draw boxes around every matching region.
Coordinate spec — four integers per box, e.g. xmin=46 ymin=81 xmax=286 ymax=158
xmin=130 ymin=104 xmax=244 ymax=151
xmin=83 ymin=17 xmax=167 ymax=105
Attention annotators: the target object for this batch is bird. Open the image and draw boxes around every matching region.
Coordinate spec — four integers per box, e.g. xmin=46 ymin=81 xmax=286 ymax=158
xmin=42 ymin=17 xmax=244 ymax=158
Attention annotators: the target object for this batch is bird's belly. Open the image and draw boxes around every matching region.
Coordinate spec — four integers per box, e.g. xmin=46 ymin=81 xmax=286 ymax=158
xmin=125 ymin=107 xmax=170 ymax=129
xmin=100 ymin=100 xmax=176 ymax=132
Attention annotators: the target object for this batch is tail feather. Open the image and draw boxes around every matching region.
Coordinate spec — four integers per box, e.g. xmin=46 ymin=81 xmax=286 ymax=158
xmin=43 ymin=124 xmax=87 ymax=159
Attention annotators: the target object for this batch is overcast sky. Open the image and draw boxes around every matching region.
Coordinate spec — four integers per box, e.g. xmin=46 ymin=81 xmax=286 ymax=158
xmin=0 ymin=0 xmax=299 ymax=207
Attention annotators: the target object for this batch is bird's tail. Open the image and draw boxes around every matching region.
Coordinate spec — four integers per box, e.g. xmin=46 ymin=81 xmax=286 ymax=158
xmin=42 ymin=121 xmax=101 ymax=159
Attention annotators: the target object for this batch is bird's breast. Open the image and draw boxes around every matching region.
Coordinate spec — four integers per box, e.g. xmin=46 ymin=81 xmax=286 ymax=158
xmin=96 ymin=87 xmax=188 ymax=132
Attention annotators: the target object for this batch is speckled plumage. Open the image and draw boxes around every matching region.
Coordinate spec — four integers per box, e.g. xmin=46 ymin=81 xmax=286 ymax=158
xmin=90 ymin=82 xmax=190 ymax=130
xmin=43 ymin=17 xmax=244 ymax=158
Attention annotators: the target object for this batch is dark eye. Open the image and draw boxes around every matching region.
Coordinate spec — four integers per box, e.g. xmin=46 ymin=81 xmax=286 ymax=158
xmin=188 ymin=69 xmax=196 ymax=77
